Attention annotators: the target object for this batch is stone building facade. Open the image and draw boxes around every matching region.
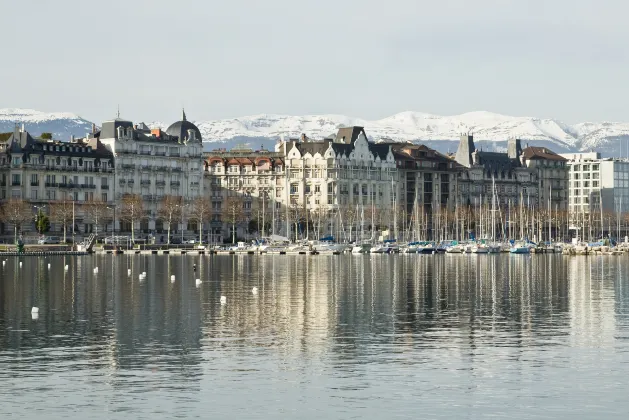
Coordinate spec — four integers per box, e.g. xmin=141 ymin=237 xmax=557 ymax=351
xmin=97 ymin=112 xmax=204 ymax=236
xmin=0 ymin=124 xmax=115 ymax=236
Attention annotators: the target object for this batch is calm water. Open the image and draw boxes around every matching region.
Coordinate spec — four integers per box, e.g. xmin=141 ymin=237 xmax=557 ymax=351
xmin=1 ymin=254 xmax=628 ymax=419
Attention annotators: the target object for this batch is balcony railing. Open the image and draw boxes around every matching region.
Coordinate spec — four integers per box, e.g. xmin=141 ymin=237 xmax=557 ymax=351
xmin=140 ymin=180 xmax=151 ymax=186
xmin=155 ymin=180 xmax=166 ymax=186
xmin=101 ymin=185 xmax=109 ymax=190
xmin=11 ymin=181 xmax=21 ymax=186
xmin=170 ymin=181 xmax=180 ymax=187
xmin=30 ymin=181 xmax=39 ymax=186
xmin=45 ymin=182 xmax=58 ymax=187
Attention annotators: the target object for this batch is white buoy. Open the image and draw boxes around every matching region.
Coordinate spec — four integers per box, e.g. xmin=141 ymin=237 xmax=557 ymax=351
xmin=142 ymin=271 xmax=146 ymax=276
xmin=139 ymin=274 xmax=144 ymax=281
xmin=252 ymin=287 xmax=258 ymax=295
xmin=31 ymin=307 xmax=39 ymax=313
xmin=127 ymin=269 xmax=131 ymax=276
xmin=48 ymin=263 xmax=51 ymax=269
xmin=64 ymin=265 xmax=69 ymax=270
xmin=19 ymin=261 xmax=23 ymax=268
xmin=32 ymin=312 xmax=39 ymax=320
xmin=195 ymin=279 xmax=202 ymax=286
xmin=171 ymin=275 xmax=176 ymax=282
xmin=220 ymin=295 xmax=227 ymax=305
xmin=94 ymin=267 xmax=99 ymax=273
xmin=2 ymin=261 xmax=5 ymax=266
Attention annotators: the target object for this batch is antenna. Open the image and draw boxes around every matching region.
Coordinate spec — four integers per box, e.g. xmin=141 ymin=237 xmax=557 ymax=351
xmin=117 ymin=105 xmax=120 ymax=119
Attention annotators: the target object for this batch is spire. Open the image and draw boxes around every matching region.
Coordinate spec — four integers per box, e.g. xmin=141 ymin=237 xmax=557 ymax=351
xmin=182 ymin=108 xmax=187 ymax=121
xmin=117 ymin=104 xmax=120 ymax=119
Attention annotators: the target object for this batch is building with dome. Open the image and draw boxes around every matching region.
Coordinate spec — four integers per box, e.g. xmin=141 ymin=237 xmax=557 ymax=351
xmin=98 ymin=111 xmax=204 ymax=240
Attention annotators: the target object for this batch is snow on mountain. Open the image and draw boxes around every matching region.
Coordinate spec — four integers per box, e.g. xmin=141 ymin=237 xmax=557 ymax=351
xmin=0 ymin=108 xmax=94 ymax=140
xmin=3 ymin=107 xmax=629 ymax=157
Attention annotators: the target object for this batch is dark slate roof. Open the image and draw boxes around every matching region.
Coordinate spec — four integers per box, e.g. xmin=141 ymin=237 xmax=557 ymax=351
xmin=522 ymin=146 xmax=567 ymax=161
xmin=475 ymin=151 xmax=521 ymax=172
xmin=295 ymin=140 xmax=331 ymax=157
xmin=331 ymin=143 xmax=353 ymax=157
xmin=335 ymin=126 xmax=366 ymax=144
xmin=165 ymin=110 xmax=202 ymax=142
xmin=368 ymin=143 xmax=390 ymax=160
xmin=100 ymin=118 xmax=133 ymax=139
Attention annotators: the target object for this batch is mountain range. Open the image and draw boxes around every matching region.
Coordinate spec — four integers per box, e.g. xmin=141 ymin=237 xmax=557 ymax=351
xmin=2 ymin=108 xmax=629 ymax=157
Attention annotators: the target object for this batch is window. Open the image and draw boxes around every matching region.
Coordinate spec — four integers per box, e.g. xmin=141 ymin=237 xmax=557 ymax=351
xmin=305 ymin=185 xmax=311 ymax=194
xmin=31 ymin=190 xmax=38 ymax=200
xmin=102 ymin=193 xmax=108 ymax=202
xmin=583 ymin=165 xmax=590 ymax=171
xmin=290 ymin=184 xmax=298 ymax=194
xmin=592 ymin=164 xmax=599 ymax=171
xmin=11 ymin=174 xmax=20 ymax=186
xmin=328 ymin=183 xmax=333 ymax=194
xmin=593 ymin=181 xmax=599 ymax=188
xmin=315 ymin=185 xmax=321 ymax=193
xmin=46 ymin=190 xmax=56 ymax=200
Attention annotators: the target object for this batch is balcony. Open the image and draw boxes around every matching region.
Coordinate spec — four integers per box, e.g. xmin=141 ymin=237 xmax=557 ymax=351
xmin=140 ymin=180 xmax=151 ymax=186
xmin=127 ymin=180 xmax=135 ymax=185
xmin=45 ymin=182 xmax=58 ymax=187
xmin=30 ymin=181 xmax=39 ymax=187
xmin=155 ymin=180 xmax=166 ymax=186
xmin=119 ymin=180 xmax=126 ymax=185
xmin=142 ymin=195 xmax=156 ymax=202
xmin=191 ymin=182 xmax=200 ymax=187
xmin=101 ymin=185 xmax=109 ymax=190
xmin=140 ymin=165 xmax=152 ymax=171
xmin=58 ymin=183 xmax=68 ymax=188
xmin=11 ymin=181 xmax=21 ymax=186
xmin=172 ymin=167 xmax=182 ymax=172
xmin=81 ymin=184 xmax=97 ymax=189
xmin=170 ymin=181 xmax=180 ymax=187
xmin=121 ymin=164 xmax=135 ymax=170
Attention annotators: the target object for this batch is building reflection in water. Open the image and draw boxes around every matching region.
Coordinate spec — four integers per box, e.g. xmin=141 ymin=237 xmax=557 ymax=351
xmin=1 ymin=254 xmax=628 ymax=382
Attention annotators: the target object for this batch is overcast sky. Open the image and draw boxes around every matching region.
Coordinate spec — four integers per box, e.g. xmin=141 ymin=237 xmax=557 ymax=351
xmin=2 ymin=0 xmax=628 ymax=124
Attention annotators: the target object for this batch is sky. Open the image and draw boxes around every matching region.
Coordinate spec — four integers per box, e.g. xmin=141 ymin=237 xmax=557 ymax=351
xmin=1 ymin=0 xmax=628 ymax=124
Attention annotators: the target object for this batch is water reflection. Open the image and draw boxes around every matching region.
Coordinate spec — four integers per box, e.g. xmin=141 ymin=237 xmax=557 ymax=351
xmin=1 ymin=254 xmax=628 ymax=419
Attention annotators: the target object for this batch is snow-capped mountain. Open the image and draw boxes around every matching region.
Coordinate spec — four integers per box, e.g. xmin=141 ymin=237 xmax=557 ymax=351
xmin=0 ymin=108 xmax=94 ymax=140
xmin=3 ymin=108 xmax=629 ymax=157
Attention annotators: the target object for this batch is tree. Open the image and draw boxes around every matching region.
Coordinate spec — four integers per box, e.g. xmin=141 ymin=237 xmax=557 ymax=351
xmin=49 ymin=200 xmax=74 ymax=243
xmin=40 ymin=132 xmax=53 ymax=140
xmin=158 ymin=195 xmax=182 ymax=245
xmin=341 ymin=204 xmax=359 ymax=242
xmin=288 ymin=202 xmax=308 ymax=241
xmin=223 ymin=196 xmax=244 ymax=244
xmin=0 ymin=199 xmax=33 ymax=243
xmin=190 ymin=197 xmax=211 ymax=244
xmin=35 ymin=209 xmax=50 ymax=234
xmin=120 ymin=194 xmax=143 ymax=243
xmin=84 ymin=199 xmax=112 ymax=237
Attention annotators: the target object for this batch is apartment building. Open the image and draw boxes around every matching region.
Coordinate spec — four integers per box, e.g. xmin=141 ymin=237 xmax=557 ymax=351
xmin=521 ymin=146 xmax=569 ymax=211
xmin=0 ymin=124 xmax=115 ymax=235
xmin=560 ymin=152 xmax=629 ymax=216
xmin=97 ymin=111 xmax=204 ymax=235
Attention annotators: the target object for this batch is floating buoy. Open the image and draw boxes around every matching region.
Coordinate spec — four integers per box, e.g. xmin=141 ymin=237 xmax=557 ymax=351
xmin=94 ymin=267 xmax=98 ymax=273
xmin=195 ymin=279 xmax=202 ymax=286
xmin=220 ymin=295 xmax=227 ymax=305
xmin=142 ymin=271 xmax=146 ymax=276
xmin=31 ymin=307 xmax=39 ymax=313
xmin=193 ymin=264 xmax=197 ymax=272
xmin=19 ymin=262 xmax=22 ymax=268
xmin=32 ymin=312 xmax=39 ymax=320
xmin=139 ymin=274 xmax=144 ymax=281
xmin=252 ymin=287 xmax=258 ymax=295
xmin=171 ymin=275 xmax=176 ymax=282
xmin=48 ymin=263 xmax=51 ymax=269
xmin=2 ymin=261 xmax=5 ymax=266
xmin=127 ymin=269 xmax=131 ymax=276
xmin=64 ymin=265 xmax=69 ymax=270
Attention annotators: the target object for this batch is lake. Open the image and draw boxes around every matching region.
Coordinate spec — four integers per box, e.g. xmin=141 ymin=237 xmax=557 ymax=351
xmin=1 ymin=254 xmax=628 ymax=419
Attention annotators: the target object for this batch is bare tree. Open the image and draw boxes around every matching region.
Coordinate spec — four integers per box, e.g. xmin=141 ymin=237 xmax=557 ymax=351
xmin=0 ymin=199 xmax=33 ymax=243
xmin=190 ymin=196 xmax=211 ymax=244
xmin=223 ymin=196 xmax=244 ymax=244
xmin=310 ymin=207 xmax=329 ymax=240
xmin=120 ymin=194 xmax=143 ymax=243
xmin=49 ymin=200 xmax=74 ymax=243
xmin=157 ymin=195 xmax=182 ymax=245
xmin=341 ymin=204 xmax=359 ymax=242
xmin=288 ymin=202 xmax=308 ymax=241
xmin=84 ymin=198 xmax=112 ymax=237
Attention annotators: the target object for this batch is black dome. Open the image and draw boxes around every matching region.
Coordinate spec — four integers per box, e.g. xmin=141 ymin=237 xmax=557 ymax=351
xmin=165 ymin=110 xmax=202 ymax=142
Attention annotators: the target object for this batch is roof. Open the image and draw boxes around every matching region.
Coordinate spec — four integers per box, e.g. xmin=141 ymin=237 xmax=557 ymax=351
xmin=474 ymin=151 xmax=521 ymax=172
xmin=335 ymin=126 xmax=366 ymax=144
xmin=522 ymin=146 xmax=567 ymax=161
xmin=165 ymin=110 xmax=202 ymax=142
xmin=368 ymin=143 xmax=391 ymax=160
xmin=295 ymin=140 xmax=331 ymax=157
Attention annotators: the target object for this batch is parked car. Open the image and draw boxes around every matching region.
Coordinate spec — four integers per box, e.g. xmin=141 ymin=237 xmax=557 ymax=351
xmin=38 ymin=236 xmax=60 ymax=245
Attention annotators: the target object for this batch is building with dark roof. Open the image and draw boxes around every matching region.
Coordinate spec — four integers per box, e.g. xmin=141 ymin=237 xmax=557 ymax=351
xmin=0 ymin=124 xmax=114 ymax=237
xmin=522 ymin=146 xmax=569 ymax=211
xmin=392 ymin=143 xmax=463 ymax=238
xmin=98 ymin=111 xmax=204 ymax=237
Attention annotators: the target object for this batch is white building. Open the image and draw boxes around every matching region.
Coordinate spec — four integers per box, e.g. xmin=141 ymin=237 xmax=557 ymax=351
xmin=98 ymin=112 xmax=204 ymax=238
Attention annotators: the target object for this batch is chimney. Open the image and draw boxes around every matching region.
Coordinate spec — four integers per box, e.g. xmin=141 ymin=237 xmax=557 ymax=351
xmin=20 ymin=123 xmax=25 ymax=133
xmin=508 ymin=138 xmax=522 ymax=159
xmin=92 ymin=123 xmax=97 ymax=134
